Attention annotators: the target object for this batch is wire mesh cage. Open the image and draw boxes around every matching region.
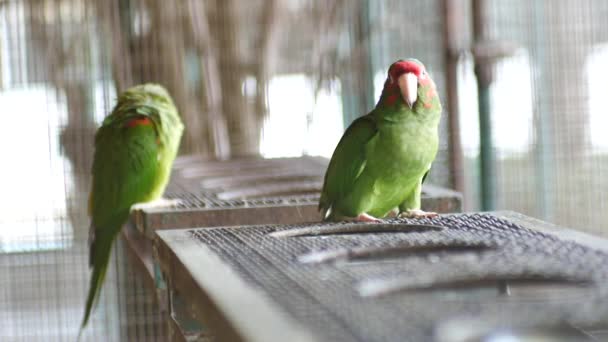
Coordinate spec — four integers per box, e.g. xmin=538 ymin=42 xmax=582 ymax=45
xmin=1 ymin=0 xmax=607 ymax=340
xmin=155 ymin=212 xmax=608 ymax=341
xmin=456 ymin=0 xmax=608 ymax=237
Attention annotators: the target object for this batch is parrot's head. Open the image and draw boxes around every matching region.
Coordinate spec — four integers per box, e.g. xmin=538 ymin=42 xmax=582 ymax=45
xmin=379 ymin=59 xmax=441 ymax=112
xmin=108 ymin=83 xmax=182 ymax=136
xmin=113 ymin=83 xmax=176 ymax=114
xmin=126 ymin=83 xmax=174 ymax=105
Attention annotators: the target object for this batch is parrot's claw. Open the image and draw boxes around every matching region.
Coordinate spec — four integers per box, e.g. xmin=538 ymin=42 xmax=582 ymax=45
xmin=131 ymin=198 xmax=183 ymax=211
xmin=399 ymin=209 xmax=438 ymax=219
xmin=351 ymin=213 xmax=383 ymax=223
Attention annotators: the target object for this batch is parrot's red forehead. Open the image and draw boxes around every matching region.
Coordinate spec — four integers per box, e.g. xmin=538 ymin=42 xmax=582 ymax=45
xmin=388 ymin=60 xmax=425 ymax=79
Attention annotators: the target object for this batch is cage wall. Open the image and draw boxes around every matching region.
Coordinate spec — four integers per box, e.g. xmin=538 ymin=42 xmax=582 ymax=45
xmin=457 ymin=0 xmax=608 ymax=237
xmin=0 ymin=0 xmax=453 ymax=340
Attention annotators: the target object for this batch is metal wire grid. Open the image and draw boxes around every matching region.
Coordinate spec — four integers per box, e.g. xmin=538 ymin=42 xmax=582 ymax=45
xmin=187 ymin=213 xmax=608 ymax=341
xmin=2 ymin=1 xmax=173 ymax=340
xmin=368 ymin=0 xmax=452 ymax=189
xmin=0 ymin=237 xmax=166 ymax=341
xmin=459 ymin=0 xmax=608 ymax=236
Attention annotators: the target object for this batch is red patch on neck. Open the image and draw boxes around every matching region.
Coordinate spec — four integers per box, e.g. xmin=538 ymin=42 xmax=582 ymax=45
xmin=385 ymin=93 xmax=399 ymax=105
xmin=124 ymin=117 xmax=152 ymax=128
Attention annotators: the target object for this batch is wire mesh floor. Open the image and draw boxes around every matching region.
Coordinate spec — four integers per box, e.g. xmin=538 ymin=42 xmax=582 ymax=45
xmin=156 ymin=212 xmax=608 ymax=341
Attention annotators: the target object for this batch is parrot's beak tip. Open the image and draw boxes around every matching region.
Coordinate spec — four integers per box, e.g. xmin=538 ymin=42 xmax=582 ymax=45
xmin=398 ymin=72 xmax=418 ymax=109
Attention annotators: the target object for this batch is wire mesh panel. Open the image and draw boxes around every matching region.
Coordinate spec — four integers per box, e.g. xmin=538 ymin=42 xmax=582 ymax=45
xmin=155 ymin=212 xmax=608 ymax=342
xmin=368 ymin=0 xmax=452 ymax=189
xmin=456 ymin=0 xmax=608 ymax=237
xmin=0 ymin=0 xmax=148 ymax=340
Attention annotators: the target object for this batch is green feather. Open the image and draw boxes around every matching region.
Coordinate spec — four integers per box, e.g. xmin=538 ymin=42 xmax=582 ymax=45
xmin=80 ymin=84 xmax=183 ymax=332
xmin=319 ymin=59 xmax=442 ymax=220
xmin=319 ymin=115 xmax=378 ymax=219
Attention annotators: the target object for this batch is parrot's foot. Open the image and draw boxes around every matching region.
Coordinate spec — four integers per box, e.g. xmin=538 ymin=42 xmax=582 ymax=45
xmin=131 ymin=198 xmax=183 ymax=211
xmin=385 ymin=208 xmax=400 ymax=218
xmin=399 ymin=209 xmax=438 ymax=219
xmin=347 ymin=213 xmax=383 ymax=223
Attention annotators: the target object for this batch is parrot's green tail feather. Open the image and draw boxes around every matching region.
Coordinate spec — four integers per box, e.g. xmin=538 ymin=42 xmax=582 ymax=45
xmin=79 ymin=230 xmax=116 ymax=334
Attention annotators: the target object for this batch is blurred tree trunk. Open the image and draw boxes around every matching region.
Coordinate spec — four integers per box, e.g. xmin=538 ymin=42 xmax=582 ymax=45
xmin=94 ymin=0 xmax=134 ymax=91
xmin=316 ymin=1 xmax=370 ymax=126
xmin=96 ymin=0 xmax=286 ymax=158
xmin=142 ymin=0 xmax=206 ymax=155
xmin=213 ymin=0 xmax=254 ymax=156
xmin=309 ymin=0 xmax=348 ymax=87
xmin=94 ymin=0 xmax=212 ymax=156
xmin=26 ymin=0 xmax=97 ymax=240
xmin=93 ymin=0 xmax=310 ymax=158
xmin=253 ymin=0 xmax=282 ymax=147
xmin=186 ymin=0 xmax=231 ymax=159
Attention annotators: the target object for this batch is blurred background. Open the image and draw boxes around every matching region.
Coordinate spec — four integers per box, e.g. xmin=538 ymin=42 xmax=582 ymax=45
xmin=0 ymin=0 xmax=607 ymax=340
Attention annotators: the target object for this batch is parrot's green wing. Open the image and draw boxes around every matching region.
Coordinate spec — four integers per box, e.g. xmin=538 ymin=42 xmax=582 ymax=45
xmin=319 ymin=114 xmax=378 ymax=219
xmin=81 ymin=115 xmax=161 ymax=330
xmin=80 ymin=84 xmax=183 ymax=336
xmin=422 ymin=169 xmax=430 ymax=184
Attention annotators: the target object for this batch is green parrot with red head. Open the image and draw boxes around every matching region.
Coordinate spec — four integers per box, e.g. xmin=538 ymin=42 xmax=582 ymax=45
xmin=319 ymin=59 xmax=442 ymax=222
xmin=80 ymin=84 xmax=183 ymax=331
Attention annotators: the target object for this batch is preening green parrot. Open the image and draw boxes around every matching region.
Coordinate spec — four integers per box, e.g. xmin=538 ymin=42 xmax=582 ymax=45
xmin=81 ymin=84 xmax=184 ymax=330
xmin=319 ymin=59 xmax=442 ymax=222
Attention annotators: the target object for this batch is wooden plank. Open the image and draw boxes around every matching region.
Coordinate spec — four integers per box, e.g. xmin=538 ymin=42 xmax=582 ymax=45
xmin=121 ymin=224 xmax=157 ymax=296
xmin=133 ymin=203 xmax=320 ymax=239
xmin=133 ymin=185 xmax=461 ymax=238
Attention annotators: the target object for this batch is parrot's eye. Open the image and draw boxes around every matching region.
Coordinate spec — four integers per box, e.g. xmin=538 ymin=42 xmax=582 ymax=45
xmin=419 ymin=70 xmax=427 ymax=80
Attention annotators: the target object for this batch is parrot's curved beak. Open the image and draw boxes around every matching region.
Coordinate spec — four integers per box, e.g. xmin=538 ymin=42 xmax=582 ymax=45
xmin=398 ymin=72 xmax=418 ymax=109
